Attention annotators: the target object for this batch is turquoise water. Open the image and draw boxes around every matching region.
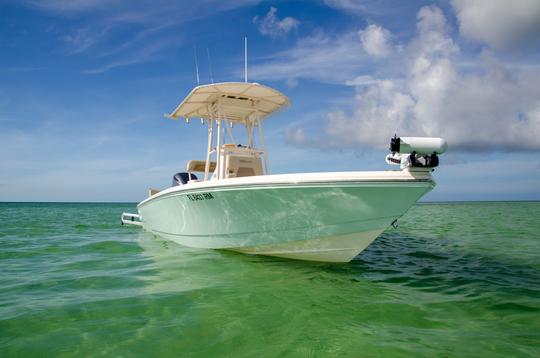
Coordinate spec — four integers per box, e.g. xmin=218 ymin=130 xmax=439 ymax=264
xmin=1 ymin=202 xmax=539 ymax=357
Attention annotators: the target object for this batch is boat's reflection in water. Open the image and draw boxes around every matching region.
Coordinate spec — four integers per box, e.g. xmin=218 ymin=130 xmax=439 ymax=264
xmin=135 ymin=229 xmax=389 ymax=299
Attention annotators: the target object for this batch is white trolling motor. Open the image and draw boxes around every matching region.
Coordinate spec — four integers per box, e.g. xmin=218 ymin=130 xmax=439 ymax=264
xmin=385 ymin=136 xmax=448 ymax=170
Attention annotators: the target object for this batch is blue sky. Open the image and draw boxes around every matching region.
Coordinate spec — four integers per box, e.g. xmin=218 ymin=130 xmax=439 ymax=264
xmin=1 ymin=0 xmax=539 ymax=202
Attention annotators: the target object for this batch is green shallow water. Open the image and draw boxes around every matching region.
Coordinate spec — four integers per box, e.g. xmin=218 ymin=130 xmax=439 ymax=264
xmin=1 ymin=202 xmax=539 ymax=357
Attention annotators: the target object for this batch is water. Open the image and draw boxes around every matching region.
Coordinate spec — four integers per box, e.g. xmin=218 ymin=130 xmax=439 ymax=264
xmin=1 ymin=202 xmax=539 ymax=357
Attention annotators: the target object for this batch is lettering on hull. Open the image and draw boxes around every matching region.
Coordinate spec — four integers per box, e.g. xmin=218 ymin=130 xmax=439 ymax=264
xmin=186 ymin=193 xmax=215 ymax=201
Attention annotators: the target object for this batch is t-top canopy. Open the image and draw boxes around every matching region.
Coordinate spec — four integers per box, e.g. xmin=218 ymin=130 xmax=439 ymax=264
xmin=166 ymin=82 xmax=290 ymax=123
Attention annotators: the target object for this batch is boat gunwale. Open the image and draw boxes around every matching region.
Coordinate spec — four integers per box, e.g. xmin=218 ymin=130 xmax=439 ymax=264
xmin=137 ymin=172 xmax=434 ymax=208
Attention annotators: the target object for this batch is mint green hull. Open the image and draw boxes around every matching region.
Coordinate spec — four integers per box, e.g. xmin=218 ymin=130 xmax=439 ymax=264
xmin=138 ymin=180 xmax=433 ymax=262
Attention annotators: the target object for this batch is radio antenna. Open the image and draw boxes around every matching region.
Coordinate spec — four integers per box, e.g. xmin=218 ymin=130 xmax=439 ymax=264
xmin=244 ymin=36 xmax=248 ymax=83
xmin=193 ymin=46 xmax=200 ymax=85
xmin=207 ymin=47 xmax=214 ymax=84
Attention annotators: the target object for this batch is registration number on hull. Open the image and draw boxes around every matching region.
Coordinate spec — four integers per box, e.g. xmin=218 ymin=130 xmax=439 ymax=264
xmin=186 ymin=193 xmax=215 ymax=201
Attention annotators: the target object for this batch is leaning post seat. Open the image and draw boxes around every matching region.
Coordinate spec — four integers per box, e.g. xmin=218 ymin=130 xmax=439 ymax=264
xmin=186 ymin=160 xmax=217 ymax=173
xmin=172 ymin=172 xmax=198 ymax=186
xmin=225 ymin=155 xmax=263 ymax=178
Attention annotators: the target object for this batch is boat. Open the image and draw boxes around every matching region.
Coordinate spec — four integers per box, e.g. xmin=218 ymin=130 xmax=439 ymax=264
xmin=122 ymin=81 xmax=447 ymax=262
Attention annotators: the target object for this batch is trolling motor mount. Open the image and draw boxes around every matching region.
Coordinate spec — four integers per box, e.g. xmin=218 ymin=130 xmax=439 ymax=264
xmin=386 ymin=136 xmax=447 ymax=169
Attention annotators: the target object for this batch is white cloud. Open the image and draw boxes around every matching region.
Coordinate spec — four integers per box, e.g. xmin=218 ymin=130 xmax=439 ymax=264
xmin=286 ymin=77 xmax=299 ymax=88
xmin=323 ymin=0 xmax=409 ymax=15
xmin=322 ymin=81 xmax=415 ymax=148
xmin=0 ymin=66 xmax=47 ymax=73
xmin=81 ymin=38 xmax=173 ymax=74
xmin=249 ymin=30 xmax=369 ymax=84
xmin=253 ymin=7 xmax=299 ymax=38
xmin=344 ymin=75 xmax=378 ymax=86
xmin=287 ymin=5 xmax=540 ymax=152
xmin=285 ymin=127 xmax=307 ymax=145
xmin=23 ymin=0 xmax=261 ymax=16
xmin=249 ymin=21 xmax=400 ymax=85
xmin=0 ymin=105 xmax=205 ymax=201
xmin=323 ymin=0 xmax=368 ymax=14
xmin=23 ymin=0 xmax=112 ymax=13
xmin=22 ymin=0 xmax=263 ymax=73
xmin=451 ymin=0 xmax=540 ymax=50
xmin=359 ymin=24 xmax=392 ymax=57
xmin=62 ymin=27 xmax=108 ymax=54
xmin=417 ymin=4 xmax=448 ymax=34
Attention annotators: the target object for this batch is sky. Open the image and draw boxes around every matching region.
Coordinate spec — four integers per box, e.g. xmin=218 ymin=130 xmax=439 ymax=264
xmin=1 ymin=0 xmax=540 ymax=202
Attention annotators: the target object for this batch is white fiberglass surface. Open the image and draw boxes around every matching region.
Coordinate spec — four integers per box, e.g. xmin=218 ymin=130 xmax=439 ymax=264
xmin=138 ymin=181 xmax=433 ymax=251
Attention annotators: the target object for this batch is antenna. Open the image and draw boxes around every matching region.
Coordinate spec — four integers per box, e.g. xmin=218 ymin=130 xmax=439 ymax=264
xmin=207 ymin=47 xmax=214 ymax=84
xmin=193 ymin=47 xmax=200 ymax=85
xmin=244 ymin=36 xmax=248 ymax=83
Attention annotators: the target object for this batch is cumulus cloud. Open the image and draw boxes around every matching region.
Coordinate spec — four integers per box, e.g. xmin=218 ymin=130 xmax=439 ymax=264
xmin=253 ymin=7 xmax=299 ymax=38
xmin=287 ymin=5 xmax=540 ymax=152
xmin=359 ymin=24 xmax=392 ymax=57
xmin=249 ymin=21 xmax=398 ymax=85
xmin=451 ymin=0 xmax=540 ymax=50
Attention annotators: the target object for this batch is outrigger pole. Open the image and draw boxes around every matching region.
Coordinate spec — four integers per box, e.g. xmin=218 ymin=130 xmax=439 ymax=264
xmin=207 ymin=47 xmax=214 ymax=84
xmin=244 ymin=36 xmax=248 ymax=83
xmin=194 ymin=46 xmax=200 ymax=85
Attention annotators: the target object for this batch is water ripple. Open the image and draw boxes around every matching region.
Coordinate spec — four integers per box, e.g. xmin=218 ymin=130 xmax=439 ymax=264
xmin=0 ymin=202 xmax=539 ymax=357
